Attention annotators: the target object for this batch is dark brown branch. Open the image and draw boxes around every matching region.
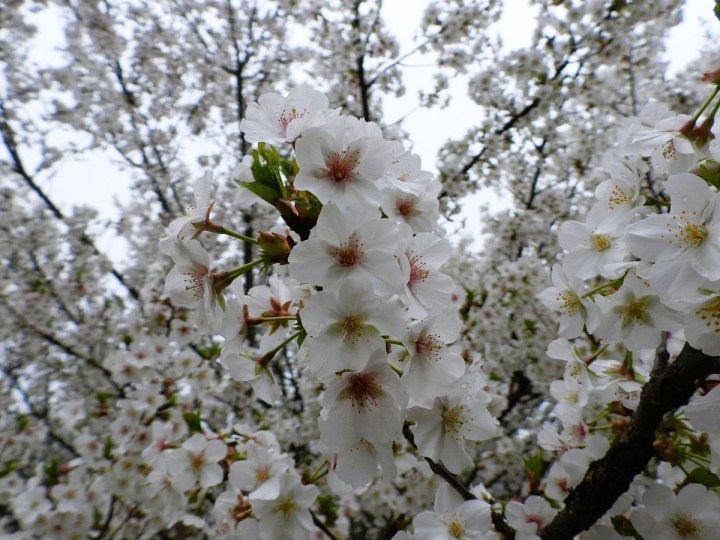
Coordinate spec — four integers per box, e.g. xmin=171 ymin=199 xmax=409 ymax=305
xmin=540 ymin=344 xmax=720 ymax=540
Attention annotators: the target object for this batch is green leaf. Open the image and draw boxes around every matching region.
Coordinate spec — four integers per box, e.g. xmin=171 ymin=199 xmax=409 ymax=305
xmin=236 ymin=143 xmax=288 ymax=207
xmin=523 ymin=450 xmax=544 ymax=480
xmin=715 ymin=0 xmax=720 ymax=23
xmin=183 ymin=411 xmax=203 ymax=434
xmin=687 ymin=466 xmax=720 ymax=488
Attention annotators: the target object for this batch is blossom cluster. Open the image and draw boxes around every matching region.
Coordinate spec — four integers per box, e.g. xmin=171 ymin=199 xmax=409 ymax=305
xmin=157 ymin=84 xmax=498 ymax=538
xmin=536 ymin=88 xmax=720 ymax=536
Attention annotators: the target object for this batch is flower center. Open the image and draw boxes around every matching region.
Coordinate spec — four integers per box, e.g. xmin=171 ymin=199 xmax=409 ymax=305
xmin=415 ymin=332 xmax=441 ymax=359
xmin=341 ymin=315 xmax=367 ymax=343
xmin=617 ymin=298 xmax=651 ymax=326
xmin=279 ymin=106 xmax=304 ymax=132
xmin=587 ymin=233 xmax=611 ymax=251
xmin=274 ymin=496 xmax=296 ymax=519
xmin=408 ymin=254 xmax=429 ymax=285
xmin=396 ymin=198 xmax=417 ymax=217
xmin=671 ymin=513 xmax=699 ymax=539
xmin=447 ymin=518 xmax=465 ymax=538
xmin=695 ymin=297 xmax=720 ymax=333
xmin=334 ymin=235 xmax=363 ymax=268
xmin=255 ymin=466 xmax=269 ymax=482
xmin=607 ymin=185 xmax=631 ymax=209
xmin=340 ymin=373 xmax=383 ymax=409
xmin=441 ymin=405 xmax=465 ymax=439
xmin=556 ymin=290 xmax=580 ymax=316
xmin=325 ymin=149 xmax=360 ymax=184
xmin=680 ymin=222 xmax=707 ymax=247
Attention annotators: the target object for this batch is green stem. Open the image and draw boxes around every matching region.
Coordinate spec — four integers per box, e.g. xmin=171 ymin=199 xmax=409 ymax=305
xmin=204 ymin=220 xmax=259 ymax=244
xmin=582 ymin=276 xmax=624 ymax=298
xmin=384 ymin=338 xmax=404 ymax=346
xmin=690 ymin=85 xmax=720 ymax=125
xmin=259 ymin=316 xmax=298 ymax=323
xmin=257 ymin=330 xmax=304 ymax=369
xmin=226 ymin=259 xmax=264 ymax=281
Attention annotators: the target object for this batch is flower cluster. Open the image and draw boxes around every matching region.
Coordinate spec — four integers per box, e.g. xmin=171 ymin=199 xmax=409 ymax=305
xmin=158 ymin=84 xmax=497 ymax=536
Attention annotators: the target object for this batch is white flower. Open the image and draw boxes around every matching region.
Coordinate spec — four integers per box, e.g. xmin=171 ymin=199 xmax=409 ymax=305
xmin=505 ymin=496 xmax=558 ymax=539
xmin=320 ymin=352 xmax=408 ymax=451
xmin=250 ymin=473 xmax=319 ymax=540
xmin=288 ymin=203 xmax=403 ymax=295
xmin=300 ymin=280 xmax=408 ymax=377
xmin=593 ymin=272 xmax=682 ymax=351
xmin=412 ymin=484 xmax=493 ymax=540
xmin=165 ymin=434 xmax=227 ymax=493
xmin=626 ymin=173 xmax=720 ymax=301
xmin=158 ymin=170 xmax=214 ymax=253
xmin=682 ymin=282 xmax=720 ymax=355
xmin=630 ymin=483 xmax=720 ymax=540
xmin=594 ymin=151 xmax=646 ymax=227
xmin=240 ymin=84 xmax=338 ymax=144
xmin=381 ymin=187 xmax=440 ymax=234
xmin=409 ymin=376 xmax=497 ymax=474
xmin=539 ymin=265 xmax=596 ymax=339
xmin=228 ymin=441 xmax=293 ymax=499
xmin=400 ymin=309 xmax=466 ymax=403
xmin=379 ymin=144 xmax=435 ymax=196
xmin=558 ymin=204 xmax=632 ymax=280
xmin=399 ymin=230 xmax=456 ymax=318
xmin=294 ymin=115 xmax=393 ymax=221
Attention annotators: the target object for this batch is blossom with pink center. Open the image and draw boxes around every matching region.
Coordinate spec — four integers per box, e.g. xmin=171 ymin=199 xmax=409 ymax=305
xmin=288 ymin=203 xmax=403 ymax=295
xmin=158 ymin=171 xmax=214 ymax=254
xmin=379 ymin=144 xmax=435 ymax=196
xmin=400 ymin=309 xmax=466 ymax=403
xmin=505 ymin=496 xmax=558 ymax=539
xmin=320 ymin=353 xmax=408 ymax=451
xmin=240 ymin=83 xmax=339 ymax=144
xmin=398 ymin=230 xmax=456 ymax=318
xmin=294 ymin=115 xmax=393 ymax=221
xmin=381 ymin=188 xmax=440 ymax=233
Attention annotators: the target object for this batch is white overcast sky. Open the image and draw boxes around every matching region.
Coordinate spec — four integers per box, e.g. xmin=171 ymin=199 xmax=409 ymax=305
xmin=24 ymin=0 xmax=720 ymax=259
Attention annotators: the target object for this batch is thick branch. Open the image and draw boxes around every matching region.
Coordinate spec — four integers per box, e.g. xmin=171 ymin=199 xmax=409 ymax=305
xmin=540 ymin=344 xmax=720 ymax=540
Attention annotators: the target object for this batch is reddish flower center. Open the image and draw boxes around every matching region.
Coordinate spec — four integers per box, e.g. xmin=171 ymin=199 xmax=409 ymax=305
xmin=408 ymin=254 xmax=429 ymax=285
xmin=396 ymin=198 xmax=417 ymax=217
xmin=325 ymin=149 xmax=360 ymax=184
xmin=340 ymin=373 xmax=383 ymax=409
xmin=335 ymin=235 xmax=363 ymax=268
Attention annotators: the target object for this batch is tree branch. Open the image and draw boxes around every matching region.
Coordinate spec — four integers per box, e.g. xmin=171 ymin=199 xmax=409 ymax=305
xmin=540 ymin=343 xmax=720 ymax=540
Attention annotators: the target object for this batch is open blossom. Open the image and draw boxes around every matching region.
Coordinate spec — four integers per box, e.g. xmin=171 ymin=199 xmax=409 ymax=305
xmin=158 ymin=171 xmax=214 ymax=252
xmin=300 ymin=280 xmax=408 ymax=377
xmin=379 ymin=144 xmax=435 ymax=195
xmin=320 ymin=353 xmax=408 ymax=452
xmin=165 ymin=434 xmax=227 ymax=493
xmin=294 ymin=115 xmax=393 ymax=220
xmin=289 ymin=203 xmax=403 ymax=294
xmin=400 ymin=309 xmax=466 ymax=403
xmin=625 ymin=173 xmax=720 ymax=301
xmin=558 ymin=204 xmax=632 ymax=280
xmin=505 ymin=496 xmax=558 ymax=540
xmin=240 ymin=83 xmax=338 ymax=143
xmin=409 ymin=375 xmax=497 ymax=474
xmin=630 ymin=483 xmax=720 ymax=540
xmin=330 ymin=436 xmax=398 ymax=488
xmin=593 ymin=272 xmax=682 ymax=351
xmin=623 ymin=102 xmax=697 ymax=175
xmin=381 ymin=186 xmax=441 ymax=234
xmin=228 ymin=441 xmax=293 ymax=499
xmin=399 ymin=230 xmax=456 ymax=318
xmin=412 ymin=484 xmax=494 ymax=540
xmin=682 ymin=280 xmax=720 ymax=355
xmin=539 ymin=264 xmax=597 ymax=339
xmin=250 ymin=473 xmax=319 ymax=540
xmin=593 ymin=152 xmax=646 ymax=227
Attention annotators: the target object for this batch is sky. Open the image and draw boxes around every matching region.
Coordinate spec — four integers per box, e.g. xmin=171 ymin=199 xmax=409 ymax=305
xmin=18 ymin=0 xmax=720 ymax=261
